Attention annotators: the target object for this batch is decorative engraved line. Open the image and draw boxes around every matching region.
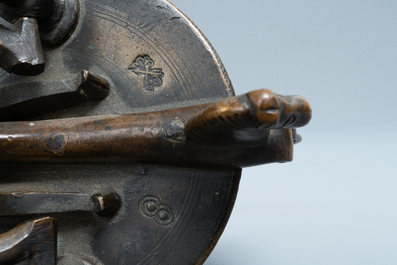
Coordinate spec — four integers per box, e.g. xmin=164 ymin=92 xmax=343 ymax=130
xmin=137 ymin=174 xmax=198 ymax=265
xmin=87 ymin=1 xmax=201 ymax=98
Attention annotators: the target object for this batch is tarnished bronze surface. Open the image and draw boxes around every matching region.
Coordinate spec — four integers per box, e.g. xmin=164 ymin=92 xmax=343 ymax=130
xmin=0 ymin=192 xmax=120 ymax=217
xmin=0 ymin=17 xmax=45 ymax=76
xmin=0 ymin=0 xmax=79 ymax=75
xmin=0 ymin=164 xmax=242 ymax=265
xmin=0 ymin=217 xmax=56 ymax=264
xmin=0 ymin=89 xmax=310 ymax=167
xmin=0 ymin=70 xmax=110 ymax=121
xmin=0 ymin=0 xmax=311 ymax=264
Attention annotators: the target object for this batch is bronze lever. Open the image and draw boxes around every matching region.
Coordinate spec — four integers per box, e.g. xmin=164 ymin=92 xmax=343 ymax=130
xmin=0 ymin=89 xmax=311 ymax=168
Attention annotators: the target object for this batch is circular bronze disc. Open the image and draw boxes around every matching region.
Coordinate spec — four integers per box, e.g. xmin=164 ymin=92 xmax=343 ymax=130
xmin=0 ymin=0 xmax=241 ymax=264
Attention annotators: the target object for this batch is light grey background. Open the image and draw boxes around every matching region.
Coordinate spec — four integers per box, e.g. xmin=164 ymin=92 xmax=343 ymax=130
xmin=169 ymin=1 xmax=397 ymax=264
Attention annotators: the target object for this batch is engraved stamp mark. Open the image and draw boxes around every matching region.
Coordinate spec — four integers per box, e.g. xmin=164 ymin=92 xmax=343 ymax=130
xmin=128 ymin=56 xmax=164 ymax=91
xmin=140 ymin=196 xmax=174 ymax=226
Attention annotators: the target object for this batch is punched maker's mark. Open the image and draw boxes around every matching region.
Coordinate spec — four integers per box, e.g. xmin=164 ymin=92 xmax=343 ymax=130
xmin=140 ymin=196 xmax=175 ymax=226
xmin=128 ymin=56 xmax=164 ymax=92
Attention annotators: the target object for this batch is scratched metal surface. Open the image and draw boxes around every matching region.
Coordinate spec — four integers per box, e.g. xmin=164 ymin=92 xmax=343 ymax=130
xmin=0 ymin=164 xmax=240 ymax=265
xmin=0 ymin=0 xmax=235 ymax=120
xmin=0 ymin=0 xmax=242 ymax=264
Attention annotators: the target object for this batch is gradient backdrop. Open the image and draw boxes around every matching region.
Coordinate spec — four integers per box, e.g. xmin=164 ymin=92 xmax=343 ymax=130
xmin=169 ymin=1 xmax=397 ymax=264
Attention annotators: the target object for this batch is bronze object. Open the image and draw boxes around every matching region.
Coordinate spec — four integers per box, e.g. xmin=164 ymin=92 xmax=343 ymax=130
xmin=0 ymin=0 xmax=311 ymax=264
xmin=0 ymin=0 xmax=79 ymax=75
xmin=0 ymin=217 xmax=56 ymax=264
xmin=0 ymin=89 xmax=310 ymax=167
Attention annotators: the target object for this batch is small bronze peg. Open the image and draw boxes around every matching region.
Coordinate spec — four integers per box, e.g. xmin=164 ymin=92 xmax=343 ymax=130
xmin=92 ymin=193 xmax=121 ymax=217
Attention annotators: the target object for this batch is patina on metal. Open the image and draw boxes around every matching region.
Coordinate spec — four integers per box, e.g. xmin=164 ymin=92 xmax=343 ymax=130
xmin=0 ymin=70 xmax=110 ymax=121
xmin=0 ymin=0 xmax=311 ymax=264
xmin=0 ymin=0 xmax=79 ymax=75
xmin=0 ymin=217 xmax=56 ymax=264
xmin=0 ymin=192 xmax=120 ymax=217
xmin=0 ymin=89 xmax=310 ymax=167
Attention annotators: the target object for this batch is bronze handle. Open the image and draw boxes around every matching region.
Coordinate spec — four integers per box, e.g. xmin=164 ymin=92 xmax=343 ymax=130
xmin=0 ymin=89 xmax=311 ymax=168
xmin=185 ymin=89 xmax=311 ymax=144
